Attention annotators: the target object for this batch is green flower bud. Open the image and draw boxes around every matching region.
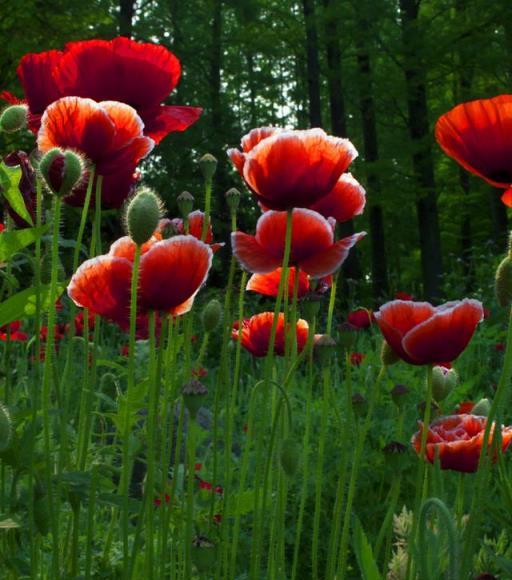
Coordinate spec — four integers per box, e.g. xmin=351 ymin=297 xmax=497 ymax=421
xmin=177 ymin=191 xmax=194 ymax=218
xmin=39 ymin=148 xmax=84 ymax=197
xmin=495 ymin=255 xmax=512 ymax=307
xmin=280 ymin=437 xmax=301 ymax=476
xmin=199 ymin=153 xmax=217 ymax=180
xmin=126 ymin=187 xmax=163 ymax=246
xmin=225 ymin=187 xmax=241 ymax=213
xmin=431 ymin=365 xmax=458 ymax=402
xmin=182 ymin=380 xmax=208 ymax=419
xmin=471 ymin=397 xmax=491 ymax=417
xmin=201 ymin=299 xmax=222 ymax=333
xmin=0 ymin=104 xmax=28 ymax=133
xmin=381 ymin=340 xmax=399 ymax=366
xmin=0 ymin=402 xmax=13 ymax=453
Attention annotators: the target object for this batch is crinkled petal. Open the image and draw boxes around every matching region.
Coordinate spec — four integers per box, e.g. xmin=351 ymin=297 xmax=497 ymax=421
xmin=231 ymin=231 xmax=281 ymax=274
xmin=246 ymin=268 xmax=310 ymax=298
xmin=17 ymin=50 xmax=63 ymax=115
xmin=142 ymin=105 xmax=202 ymax=143
xmin=310 ymin=173 xmax=366 ymax=222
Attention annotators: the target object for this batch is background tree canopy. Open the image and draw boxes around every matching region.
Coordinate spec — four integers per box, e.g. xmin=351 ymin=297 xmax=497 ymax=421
xmin=1 ymin=0 xmax=510 ymax=304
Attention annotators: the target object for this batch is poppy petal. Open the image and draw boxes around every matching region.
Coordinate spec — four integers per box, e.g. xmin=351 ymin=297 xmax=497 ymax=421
xmin=501 ymin=188 xmax=512 ymax=208
xmin=100 ymin=100 xmax=146 ymax=147
xmin=109 ymin=235 xmax=159 ymax=261
xmin=246 ymin=268 xmax=311 ymax=298
xmin=64 ymin=169 xmax=139 ymax=209
xmin=402 ymin=299 xmax=484 ymax=364
xmin=67 ymin=256 xmax=133 ymax=328
xmin=98 ymin=135 xmax=154 ymax=174
xmin=310 ymin=173 xmax=366 ymax=222
xmin=227 ymin=148 xmax=246 ymax=176
xmin=0 ymin=91 xmax=23 ymax=105
xmin=17 ymin=50 xmax=63 ymax=115
xmin=139 ymin=235 xmax=212 ymax=312
xmin=240 ymin=126 xmax=282 ymax=152
xmin=299 ymin=231 xmax=366 ymax=278
xmin=143 ymin=105 xmax=202 ymax=143
xmin=231 ymin=231 xmax=282 ymax=273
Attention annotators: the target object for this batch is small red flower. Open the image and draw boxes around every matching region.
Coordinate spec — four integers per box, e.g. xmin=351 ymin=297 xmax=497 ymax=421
xmin=154 ymin=493 xmax=171 ymax=507
xmin=350 ymin=352 xmax=365 ymax=366
xmin=435 ymin=96 xmax=512 ymax=206
xmin=374 ymin=299 xmax=484 ymax=365
xmin=198 ymin=478 xmax=212 ymax=491
xmin=11 ymin=37 xmax=201 ymax=142
xmin=495 ymin=342 xmax=505 ymax=352
xmin=232 ymin=312 xmax=309 ymax=357
xmin=194 ymin=463 xmax=202 ymax=472
xmin=120 ymin=345 xmax=130 ymax=357
xmin=213 ymin=513 xmax=223 ymax=524
xmin=0 ymin=223 xmax=4 ymax=233
xmin=169 ymin=211 xmax=223 ymax=252
xmin=412 ymin=414 xmax=512 ymax=473
xmin=454 ymin=401 xmax=475 ymax=415
xmin=232 ymin=208 xmax=365 ymax=278
xmin=395 ymin=291 xmax=413 ymax=301
xmin=70 ymin=310 xmax=96 ymax=337
xmin=347 ymin=308 xmax=373 ymax=329
xmin=192 ymin=367 xmax=208 ymax=378
xmin=228 ymin=127 xmax=358 ymax=210
xmin=68 ymin=234 xmax=212 ymax=330
xmin=0 ymin=321 xmax=28 ymax=341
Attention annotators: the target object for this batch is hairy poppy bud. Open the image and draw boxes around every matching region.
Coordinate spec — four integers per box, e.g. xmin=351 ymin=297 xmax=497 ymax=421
xmin=126 ymin=187 xmax=162 ymax=245
xmin=177 ymin=191 xmax=194 ymax=218
xmin=199 ymin=153 xmax=217 ymax=180
xmin=280 ymin=437 xmax=300 ymax=476
xmin=495 ymin=255 xmax=512 ymax=307
xmin=0 ymin=402 xmax=13 ymax=453
xmin=182 ymin=379 xmax=208 ymax=419
xmin=0 ymin=104 xmax=28 ymax=133
xmin=225 ymin=187 xmax=241 ymax=213
xmin=201 ymin=299 xmax=222 ymax=332
xmin=431 ymin=365 xmax=458 ymax=402
xmin=39 ymin=148 xmax=84 ymax=197
xmin=382 ymin=440 xmax=408 ymax=468
xmin=381 ymin=340 xmax=399 ymax=366
xmin=191 ymin=535 xmax=217 ymax=573
xmin=471 ymin=397 xmax=491 ymax=417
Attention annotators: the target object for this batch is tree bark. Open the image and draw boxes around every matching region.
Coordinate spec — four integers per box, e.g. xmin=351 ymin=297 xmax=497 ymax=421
xmin=119 ymin=0 xmax=135 ymax=37
xmin=302 ymin=0 xmax=322 ymax=127
xmin=399 ymin=0 xmax=443 ymax=301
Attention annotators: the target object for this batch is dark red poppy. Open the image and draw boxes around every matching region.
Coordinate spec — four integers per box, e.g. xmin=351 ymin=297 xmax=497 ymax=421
xmin=395 ymin=291 xmax=413 ymax=301
xmin=0 ymin=321 xmax=28 ymax=341
xmin=68 ymin=234 xmax=212 ymax=330
xmin=435 ymin=95 xmax=512 ymax=206
xmin=40 ymin=324 xmax=66 ymax=342
xmin=169 ymin=211 xmax=223 ymax=252
xmin=350 ymin=352 xmax=365 ymax=366
xmin=0 ymin=224 xmax=4 ymax=233
xmin=3 ymin=151 xmax=37 ymax=227
xmin=154 ymin=493 xmax=171 ymax=507
xmin=194 ymin=463 xmax=202 ymax=472
xmin=228 ymin=127 xmax=358 ymax=210
xmin=232 ymin=209 xmax=365 ymax=278
xmin=454 ymin=401 xmax=474 ymax=415
xmin=347 ymin=308 xmax=373 ymax=329
xmin=495 ymin=342 xmax=505 ymax=352
xmin=374 ymin=299 xmax=484 ymax=365
xmin=192 ymin=367 xmax=208 ymax=378
xmin=8 ymin=37 xmax=201 ymax=142
xmin=232 ymin=312 xmax=309 ymax=357
xmin=69 ymin=310 xmax=96 ymax=338
xmin=412 ymin=414 xmax=512 ymax=472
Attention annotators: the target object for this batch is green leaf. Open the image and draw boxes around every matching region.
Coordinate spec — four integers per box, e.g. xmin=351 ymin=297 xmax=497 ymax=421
xmin=352 ymin=516 xmax=382 ymax=580
xmin=0 ymin=162 xmax=34 ymax=226
xmin=0 ymin=226 xmax=48 ymax=262
xmin=0 ymin=283 xmax=65 ymax=327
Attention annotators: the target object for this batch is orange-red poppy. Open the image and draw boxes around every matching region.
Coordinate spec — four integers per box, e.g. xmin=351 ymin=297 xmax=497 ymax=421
xmin=6 ymin=37 xmax=201 ymax=142
xmin=412 ymin=414 xmax=512 ymax=472
xmin=228 ymin=127 xmax=358 ymax=210
xmin=68 ymin=234 xmax=212 ymax=330
xmin=232 ymin=312 xmax=309 ymax=357
xmin=435 ymin=95 xmax=512 ymax=206
xmin=374 ymin=299 xmax=483 ymax=365
xmin=0 ymin=321 xmax=28 ymax=341
xmin=347 ymin=308 xmax=373 ymax=329
xmin=168 ymin=210 xmax=223 ymax=252
xmin=246 ymin=267 xmax=331 ymax=299
xmin=232 ymin=208 xmax=365 ymax=278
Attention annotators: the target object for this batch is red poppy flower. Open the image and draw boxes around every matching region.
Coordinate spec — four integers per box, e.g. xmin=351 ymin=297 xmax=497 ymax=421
xmin=246 ymin=268 xmax=332 ymax=299
xmin=308 ymin=173 xmax=366 ymax=222
xmin=347 ymin=308 xmax=373 ymax=329
xmin=0 ymin=321 xmax=28 ymax=341
xmin=435 ymin=95 xmax=512 ymax=206
xmin=154 ymin=493 xmax=171 ymax=507
xmin=412 ymin=414 xmax=512 ymax=472
xmin=68 ymin=234 xmax=212 ymax=330
xmin=3 ymin=151 xmax=37 ymax=227
xmin=395 ymin=291 xmax=413 ymax=301
xmin=169 ymin=211 xmax=223 ymax=252
xmin=0 ymin=224 xmax=4 ymax=233
xmin=350 ymin=352 xmax=365 ymax=366
xmin=374 ymin=299 xmax=484 ymax=365
xmin=10 ymin=37 xmax=201 ymax=142
xmin=454 ymin=401 xmax=475 ymax=415
xmin=232 ymin=312 xmax=309 ymax=357
xmin=192 ymin=366 xmax=208 ymax=378
xmin=232 ymin=209 xmax=365 ymax=278
xmin=228 ymin=127 xmax=358 ymax=210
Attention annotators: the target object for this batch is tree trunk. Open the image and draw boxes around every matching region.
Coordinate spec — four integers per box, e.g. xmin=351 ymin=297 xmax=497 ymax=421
xmin=399 ymin=0 xmax=443 ymax=301
xmin=302 ymin=0 xmax=322 ymax=127
xmin=119 ymin=0 xmax=135 ymax=37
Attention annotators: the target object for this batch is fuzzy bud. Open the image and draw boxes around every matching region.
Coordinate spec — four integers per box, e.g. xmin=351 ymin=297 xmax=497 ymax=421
xmin=225 ymin=187 xmax=241 ymax=213
xmin=199 ymin=153 xmax=217 ymax=180
xmin=280 ymin=437 xmax=301 ymax=476
xmin=0 ymin=104 xmax=28 ymax=133
xmin=381 ymin=341 xmax=399 ymax=366
xmin=39 ymin=148 xmax=84 ymax=197
xmin=431 ymin=365 xmax=458 ymax=402
xmin=471 ymin=397 xmax=491 ymax=417
xmin=177 ymin=191 xmax=194 ymax=218
xmin=0 ymin=402 xmax=13 ymax=453
xmin=126 ymin=187 xmax=162 ymax=246
xmin=182 ymin=380 xmax=208 ymax=419
xmin=201 ymin=299 xmax=222 ymax=333
xmin=495 ymin=255 xmax=512 ymax=307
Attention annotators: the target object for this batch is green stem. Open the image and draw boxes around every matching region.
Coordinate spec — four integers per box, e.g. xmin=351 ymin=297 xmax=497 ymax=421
xmin=201 ymin=177 xmax=212 ymax=241
xmin=326 ymin=272 xmax=338 ymax=336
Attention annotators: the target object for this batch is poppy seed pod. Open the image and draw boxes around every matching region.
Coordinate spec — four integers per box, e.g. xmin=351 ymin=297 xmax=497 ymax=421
xmin=431 ymin=365 xmax=458 ymax=402
xmin=0 ymin=402 xmax=13 ymax=453
xmin=201 ymin=299 xmax=222 ymax=333
xmin=0 ymin=104 xmax=28 ymax=133
xmin=225 ymin=187 xmax=241 ymax=213
xmin=471 ymin=397 xmax=491 ymax=417
xmin=280 ymin=437 xmax=301 ymax=476
xmin=177 ymin=190 xmax=194 ymax=218
xmin=495 ymin=256 xmax=512 ymax=307
xmin=126 ymin=187 xmax=163 ymax=246
xmin=182 ymin=379 xmax=208 ymax=419
xmin=39 ymin=147 xmax=84 ymax=197
xmin=199 ymin=153 xmax=217 ymax=180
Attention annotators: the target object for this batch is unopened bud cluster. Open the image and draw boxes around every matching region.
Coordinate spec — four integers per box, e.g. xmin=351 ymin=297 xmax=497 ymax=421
xmin=39 ymin=147 xmax=84 ymax=197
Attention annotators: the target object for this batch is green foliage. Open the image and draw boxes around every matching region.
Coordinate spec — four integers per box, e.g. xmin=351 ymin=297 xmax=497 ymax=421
xmin=352 ymin=517 xmax=382 ymax=580
xmin=0 ymin=283 xmax=63 ymax=326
